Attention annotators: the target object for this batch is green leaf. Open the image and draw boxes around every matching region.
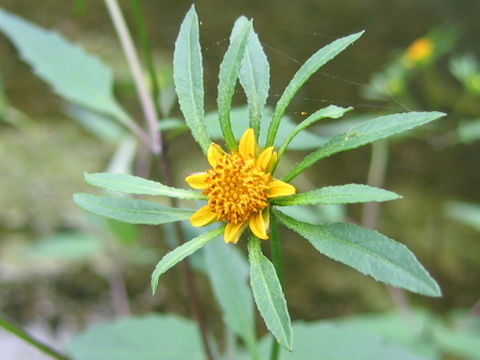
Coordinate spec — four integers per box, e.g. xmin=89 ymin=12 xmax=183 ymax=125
xmin=151 ymin=226 xmax=224 ymax=294
xmin=74 ymin=194 xmax=194 ymax=225
xmin=283 ymin=111 xmax=446 ymax=182
xmin=173 ymin=5 xmax=211 ymax=154
xmin=30 ymin=233 xmax=100 ymax=260
xmin=445 ymin=201 xmax=480 ymax=232
xmin=277 ymin=105 xmax=353 ymax=159
xmin=231 ymin=17 xmax=270 ymax=137
xmin=204 ymin=240 xmax=258 ymax=359
xmin=265 ymin=31 xmax=364 ymax=147
xmin=217 ymin=19 xmax=252 ymax=150
xmin=272 ymin=184 xmax=401 ymax=206
xmin=248 ymin=236 xmax=292 ymax=350
xmin=67 ymin=314 xmax=204 ymax=360
xmin=274 ymin=210 xmax=441 ymax=297
xmin=205 ymin=106 xmax=328 ymax=150
xmin=0 ymin=8 xmax=130 ymax=124
xmin=84 ymin=172 xmax=205 ymax=200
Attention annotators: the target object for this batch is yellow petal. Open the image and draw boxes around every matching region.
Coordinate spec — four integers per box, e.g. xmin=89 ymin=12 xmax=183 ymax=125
xmin=224 ymin=221 xmax=248 ymax=244
xmin=249 ymin=208 xmax=269 ymax=240
xmin=190 ymin=205 xmax=217 ymax=227
xmin=267 ymin=179 xmax=296 ymax=198
xmin=207 ymin=143 xmax=225 ymax=167
xmin=185 ymin=173 xmax=209 ymax=190
xmin=256 ymin=146 xmax=275 ymax=170
xmin=238 ymin=128 xmax=257 ymax=159
xmin=265 ymin=151 xmax=278 ymax=173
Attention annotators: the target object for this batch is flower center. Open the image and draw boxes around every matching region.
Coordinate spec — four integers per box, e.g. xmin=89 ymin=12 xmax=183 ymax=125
xmin=203 ymin=151 xmax=270 ymax=224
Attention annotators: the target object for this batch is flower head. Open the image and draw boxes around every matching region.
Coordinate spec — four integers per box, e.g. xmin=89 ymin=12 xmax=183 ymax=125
xmin=404 ymin=37 xmax=433 ymax=67
xmin=186 ymin=128 xmax=296 ymax=244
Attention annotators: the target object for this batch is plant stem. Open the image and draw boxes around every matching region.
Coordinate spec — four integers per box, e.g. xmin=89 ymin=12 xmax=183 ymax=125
xmin=269 ymin=214 xmax=282 ymax=360
xmin=128 ymin=0 xmax=161 ymax=116
xmin=0 ymin=315 xmax=71 ymax=360
xmin=361 ymin=140 xmax=411 ymax=314
xmin=104 ymin=0 xmax=162 ymax=155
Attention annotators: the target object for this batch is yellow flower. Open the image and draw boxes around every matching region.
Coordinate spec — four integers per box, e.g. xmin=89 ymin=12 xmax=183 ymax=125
xmin=185 ymin=128 xmax=296 ymax=244
xmin=404 ymin=37 xmax=433 ymax=67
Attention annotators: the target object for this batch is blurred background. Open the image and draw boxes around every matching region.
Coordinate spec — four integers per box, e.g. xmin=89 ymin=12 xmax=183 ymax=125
xmin=1 ymin=0 xmax=479 ymax=358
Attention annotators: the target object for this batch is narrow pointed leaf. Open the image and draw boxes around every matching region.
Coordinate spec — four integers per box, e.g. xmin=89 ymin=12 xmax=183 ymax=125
xmin=74 ymin=194 xmax=194 ymax=224
xmin=205 ymin=240 xmax=258 ymax=358
xmin=272 ymin=184 xmax=401 ymax=206
xmin=283 ymin=111 xmax=446 ymax=182
xmin=248 ymin=236 xmax=292 ymax=350
xmin=277 ymin=105 xmax=352 ymax=159
xmin=231 ymin=17 xmax=270 ymax=137
xmin=151 ymin=226 xmax=225 ymax=294
xmin=0 ymin=8 xmax=130 ymax=124
xmin=266 ymin=31 xmax=364 ymax=147
xmin=218 ymin=20 xmax=252 ymax=150
xmin=173 ymin=5 xmax=210 ymax=153
xmin=274 ymin=210 xmax=441 ymax=297
xmin=85 ymin=172 xmax=205 ymax=200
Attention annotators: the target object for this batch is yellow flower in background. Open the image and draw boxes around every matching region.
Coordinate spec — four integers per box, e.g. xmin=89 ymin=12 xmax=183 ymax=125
xmin=404 ymin=37 xmax=433 ymax=67
xmin=186 ymin=129 xmax=296 ymax=244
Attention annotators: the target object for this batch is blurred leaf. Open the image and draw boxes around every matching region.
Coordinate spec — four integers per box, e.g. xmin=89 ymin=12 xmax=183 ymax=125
xmin=30 ymin=233 xmax=100 ymax=260
xmin=445 ymin=201 xmax=480 ymax=232
xmin=274 ymin=210 xmax=441 ymax=297
xmin=205 ymin=106 xmax=328 ymax=150
xmin=106 ymin=137 xmax=137 ymax=174
xmin=157 ymin=118 xmax=188 ymax=133
xmin=74 ymin=194 xmax=194 ymax=225
xmin=250 ymin=321 xmax=428 ymax=360
xmin=0 ymin=8 xmax=131 ymax=124
xmin=435 ymin=326 xmax=480 ymax=360
xmin=67 ymin=314 xmax=204 ymax=360
xmin=173 ymin=5 xmax=210 ymax=153
xmin=151 ymin=226 xmax=224 ymax=294
xmin=277 ymin=105 xmax=353 ymax=158
xmin=273 ymin=184 xmax=401 ymax=206
xmin=231 ymin=17 xmax=269 ymax=136
xmin=456 ymin=118 xmax=480 ymax=144
xmin=266 ymin=31 xmax=364 ymax=147
xmin=248 ymin=236 xmax=292 ymax=351
xmin=449 ymin=54 xmax=480 ymax=94
xmin=283 ymin=111 xmax=446 ymax=182
xmin=217 ymin=19 xmax=252 ymax=150
xmin=106 ymin=219 xmax=139 ymax=245
xmin=204 ymin=239 xmax=258 ymax=358
xmin=65 ymin=105 xmax=127 ymax=143
xmin=85 ymin=172 xmax=205 ymax=199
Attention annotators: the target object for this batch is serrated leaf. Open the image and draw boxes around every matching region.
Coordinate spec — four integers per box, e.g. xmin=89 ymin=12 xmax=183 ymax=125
xmin=248 ymin=236 xmax=292 ymax=350
xmin=231 ymin=17 xmax=269 ymax=137
xmin=277 ymin=105 xmax=352 ymax=159
xmin=266 ymin=31 xmax=364 ymax=147
xmin=84 ymin=172 xmax=205 ymax=200
xmin=0 ymin=8 xmax=130 ymax=124
xmin=204 ymin=240 xmax=258 ymax=358
xmin=173 ymin=5 xmax=210 ymax=153
xmin=67 ymin=315 xmax=204 ymax=360
xmin=151 ymin=226 xmax=224 ymax=293
xmin=283 ymin=111 xmax=446 ymax=182
xmin=74 ymin=194 xmax=194 ymax=225
xmin=272 ymin=184 xmax=401 ymax=206
xmin=218 ymin=19 xmax=252 ymax=150
xmin=274 ymin=210 xmax=441 ymax=297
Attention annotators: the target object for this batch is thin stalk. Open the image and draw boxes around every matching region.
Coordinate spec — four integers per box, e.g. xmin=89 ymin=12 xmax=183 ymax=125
xmin=104 ymin=0 xmax=162 ymax=155
xmin=0 ymin=315 xmax=71 ymax=360
xmin=361 ymin=140 xmax=411 ymax=314
xmin=269 ymin=215 xmax=282 ymax=360
xmin=128 ymin=0 xmax=162 ymax=116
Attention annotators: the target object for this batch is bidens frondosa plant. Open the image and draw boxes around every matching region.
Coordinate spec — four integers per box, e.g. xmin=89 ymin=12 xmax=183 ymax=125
xmin=75 ymin=5 xmax=444 ymax=354
xmin=186 ymin=129 xmax=295 ymax=243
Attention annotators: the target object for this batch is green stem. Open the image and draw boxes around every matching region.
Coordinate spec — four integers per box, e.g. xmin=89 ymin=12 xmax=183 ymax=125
xmin=0 ymin=315 xmax=71 ymax=360
xmin=269 ymin=214 xmax=282 ymax=360
xmin=128 ymin=0 xmax=162 ymax=116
